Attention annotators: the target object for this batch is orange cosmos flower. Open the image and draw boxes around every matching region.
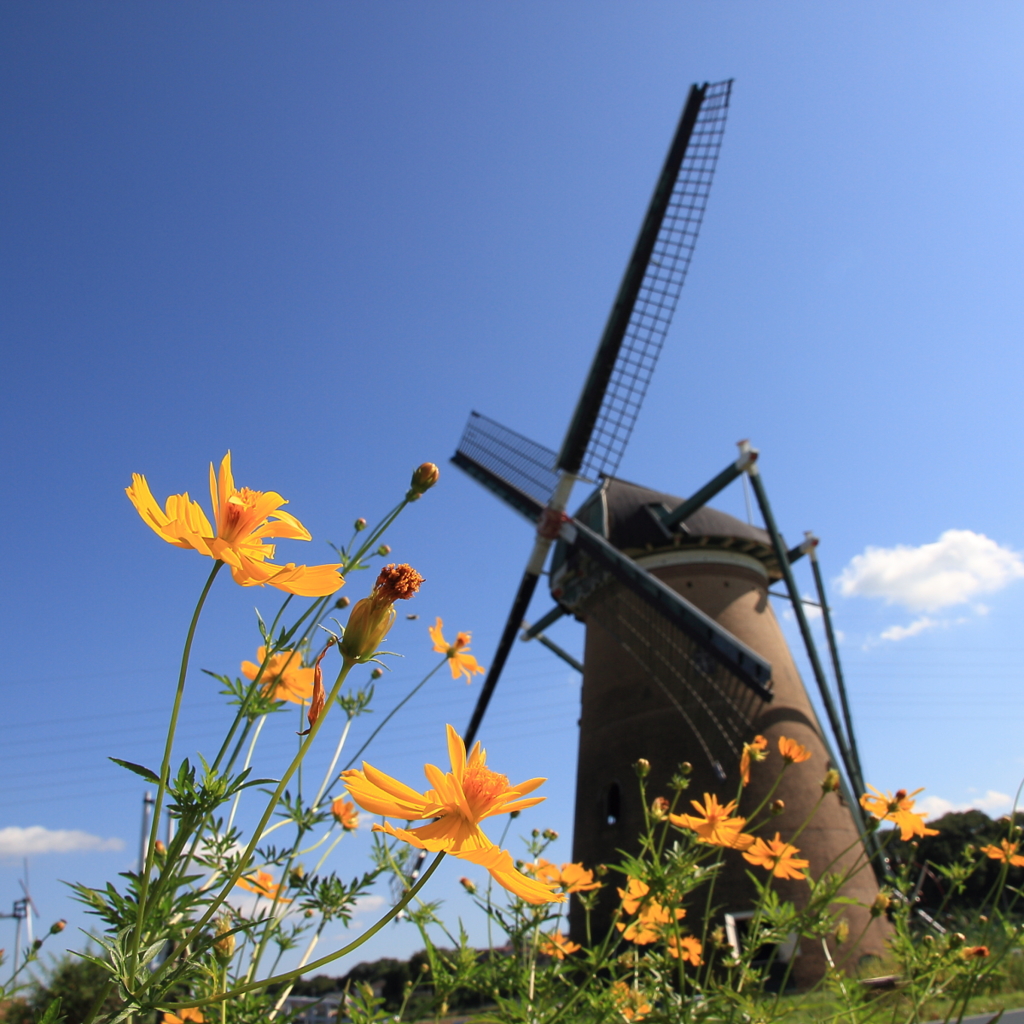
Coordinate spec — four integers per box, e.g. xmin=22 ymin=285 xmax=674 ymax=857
xmin=742 ymin=833 xmax=810 ymax=880
xmin=529 ymin=858 xmax=601 ymax=893
xmin=235 ymin=869 xmax=291 ymax=903
xmin=778 ymin=736 xmax=812 ymax=765
xmin=670 ymin=793 xmax=753 ymax=849
xmin=241 ymin=646 xmax=315 ymax=705
xmin=540 ymin=931 xmax=581 ymax=960
xmin=980 ymin=838 xmax=1024 ymax=867
xmin=127 ymin=452 xmax=343 ymax=596
xmin=666 ymin=934 xmax=703 ymax=965
xmin=615 ymin=878 xmax=684 ymax=944
xmin=161 ymin=1012 xmax=205 ymax=1023
xmin=429 ymin=618 xmax=485 ymax=684
xmin=610 ymin=981 xmax=652 ymax=1022
xmin=342 ymin=725 xmax=563 ymax=905
xmin=331 ymin=798 xmax=360 ymax=831
xmin=860 ymin=786 xmax=939 ymax=841
xmin=963 ymin=945 xmax=990 ymax=958
xmin=740 ymin=735 xmax=768 ymax=786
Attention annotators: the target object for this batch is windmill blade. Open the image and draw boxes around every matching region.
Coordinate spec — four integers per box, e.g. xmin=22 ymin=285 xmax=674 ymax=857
xmin=451 ymin=411 xmax=552 ymax=523
xmin=457 ymin=82 xmax=733 ymax=748
xmin=555 ymin=518 xmax=772 ymax=777
xmin=559 ymin=80 xmax=733 ymax=480
xmin=556 ymin=518 xmax=771 ymax=697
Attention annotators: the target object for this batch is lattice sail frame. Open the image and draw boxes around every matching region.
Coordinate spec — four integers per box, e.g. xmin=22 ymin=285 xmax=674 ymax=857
xmin=454 ymin=411 xmax=559 ymax=511
xmin=554 ymin=548 xmax=769 ymax=779
xmin=581 ymin=80 xmax=733 ymax=482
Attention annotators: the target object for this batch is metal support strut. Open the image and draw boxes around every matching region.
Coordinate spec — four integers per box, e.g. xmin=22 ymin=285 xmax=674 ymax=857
xmin=744 ymin=464 xmax=872 ymax=840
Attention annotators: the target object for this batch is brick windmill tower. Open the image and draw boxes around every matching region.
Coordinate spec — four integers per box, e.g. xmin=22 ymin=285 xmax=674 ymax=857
xmin=450 ymin=82 xmax=889 ymax=983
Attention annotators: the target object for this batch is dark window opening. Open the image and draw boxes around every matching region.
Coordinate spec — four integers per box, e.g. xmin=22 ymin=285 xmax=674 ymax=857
xmin=606 ymin=781 xmax=621 ymax=825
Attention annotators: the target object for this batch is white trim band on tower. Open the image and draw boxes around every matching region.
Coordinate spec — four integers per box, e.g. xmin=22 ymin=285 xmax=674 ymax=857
xmin=635 ymin=547 xmax=769 ymax=581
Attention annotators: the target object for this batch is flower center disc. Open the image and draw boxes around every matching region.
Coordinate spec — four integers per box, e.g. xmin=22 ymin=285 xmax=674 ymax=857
xmin=463 ymin=764 xmax=509 ymax=808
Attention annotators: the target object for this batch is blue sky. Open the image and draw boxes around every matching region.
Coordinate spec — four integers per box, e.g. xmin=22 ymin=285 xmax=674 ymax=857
xmin=2 ymin=1 xmax=1023 ymax=975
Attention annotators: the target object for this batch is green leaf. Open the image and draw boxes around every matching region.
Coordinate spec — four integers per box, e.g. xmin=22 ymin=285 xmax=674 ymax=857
xmin=109 ymin=758 xmax=160 ymax=784
xmin=37 ymin=997 xmax=65 ymax=1024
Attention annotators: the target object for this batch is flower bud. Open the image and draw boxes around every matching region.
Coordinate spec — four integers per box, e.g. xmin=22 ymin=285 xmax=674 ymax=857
xmin=154 ymin=840 xmax=166 ymax=855
xmin=408 ymin=463 xmax=440 ymax=500
xmin=634 ymin=759 xmax=651 ymax=778
xmin=335 ymin=596 xmax=350 ymax=609
xmin=377 ymin=544 xmax=391 ymax=556
xmin=595 ymin=864 xmax=609 ymax=877
xmin=543 ymin=829 xmax=559 ymax=841
xmin=870 ymin=892 xmax=890 ymax=917
xmin=822 ymin=769 xmax=841 ymax=794
xmin=923 ymin=934 xmax=934 ymax=945
xmin=213 ymin=916 xmax=235 ymax=964
xmin=340 ymin=564 xmax=424 ymax=663
xmin=354 ymin=517 xmax=367 ymax=532
xmin=50 ymin=920 xmax=66 ymax=935
xmin=770 ymin=799 xmax=785 ymax=816
xmin=651 ymin=797 xmax=670 ymax=820
xmin=532 ymin=829 xmax=540 ymax=838
xmin=370 ymin=667 xmax=383 ymax=680
xmin=459 ymin=877 xmax=477 ymax=894
xmin=509 ymin=810 xmax=520 ymax=819
xmin=951 ymin=932 xmax=966 ymax=946
xmin=305 ymin=909 xmax=315 ymax=918
xmin=835 ymin=920 xmax=850 ymax=945
xmin=289 ymin=865 xmax=306 ymax=887
xmin=679 ymin=762 xmax=693 ymax=776
xmin=32 ymin=938 xmax=42 ymax=951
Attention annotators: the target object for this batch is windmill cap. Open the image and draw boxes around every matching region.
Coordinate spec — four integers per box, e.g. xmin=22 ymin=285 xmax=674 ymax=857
xmin=576 ymin=476 xmax=785 ymax=580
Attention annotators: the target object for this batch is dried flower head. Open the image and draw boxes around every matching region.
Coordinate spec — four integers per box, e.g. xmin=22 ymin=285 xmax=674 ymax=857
xmin=340 ymin=564 xmax=424 ymax=663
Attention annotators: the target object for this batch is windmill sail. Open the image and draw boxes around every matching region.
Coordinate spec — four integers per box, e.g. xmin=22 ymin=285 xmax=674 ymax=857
xmin=455 ymin=81 xmax=734 ymax=747
xmin=559 ymin=80 xmax=733 ymax=480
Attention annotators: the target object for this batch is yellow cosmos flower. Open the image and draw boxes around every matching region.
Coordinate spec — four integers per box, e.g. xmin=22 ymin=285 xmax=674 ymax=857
xmin=235 ymin=869 xmax=291 ymax=903
xmin=127 ymin=452 xmax=343 ymax=595
xmin=540 ymin=931 xmax=581 ymax=960
xmin=778 ymin=736 xmax=812 ymax=764
xmin=241 ymin=646 xmax=314 ymax=705
xmin=341 ymin=725 xmax=563 ymax=905
xmin=860 ymin=786 xmax=939 ymax=841
xmin=667 ymin=934 xmax=704 ymax=965
xmin=529 ymin=858 xmax=601 ymax=893
xmin=610 ymin=981 xmax=652 ymax=1022
xmin=669 ymin=793 xmax=754 ymax=849
xmin=429 ymin=618 xmax=485 ymax=683
xmin=740 ymin=734 xmax=768 ymax=786
xmin=742 ymin=833 xmax=810 ymax=880
xmin=980 ymin=838 xmax=1024 ymax=867
xmin=331 ymin=798 xmax=360 ymax=831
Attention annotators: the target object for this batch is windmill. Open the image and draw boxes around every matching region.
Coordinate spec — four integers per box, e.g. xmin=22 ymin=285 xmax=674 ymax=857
xmin=1 ymin=860 xmax=39 ymax=980
xmin=449 ymin=81 xmax=890 ymax=984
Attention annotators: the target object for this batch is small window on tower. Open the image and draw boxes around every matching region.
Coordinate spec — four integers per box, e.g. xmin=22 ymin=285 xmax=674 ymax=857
xmin=606 ymin=781 xmax=621 ymax=825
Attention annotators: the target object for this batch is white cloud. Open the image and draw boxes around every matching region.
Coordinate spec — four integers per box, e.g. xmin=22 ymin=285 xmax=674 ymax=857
xmin=0 ymin=826 xmax=124 ymax=858
xmin=836 ymin=530 xmax=1024 ymax=612
xmin=916 ymin=790 xmax=1013 ymax=821
xmin=880 ymin=616 xmax=939 ymax=642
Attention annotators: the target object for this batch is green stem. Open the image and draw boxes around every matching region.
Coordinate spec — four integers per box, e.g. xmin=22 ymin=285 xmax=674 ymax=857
xmin=133 ymin=651 xmax=356 ymax=1002
xmin=343 ymin=659 xmax=445 ymax=771
xmin=129 ymin=560 xmax=222 ymax=981
xmin=174 ymin=852 xmax=446 ymax=1009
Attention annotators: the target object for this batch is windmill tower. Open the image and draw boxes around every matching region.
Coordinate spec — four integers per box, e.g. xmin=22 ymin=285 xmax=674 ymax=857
xmin=450 ymin=82 xmax=889 ymax=983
